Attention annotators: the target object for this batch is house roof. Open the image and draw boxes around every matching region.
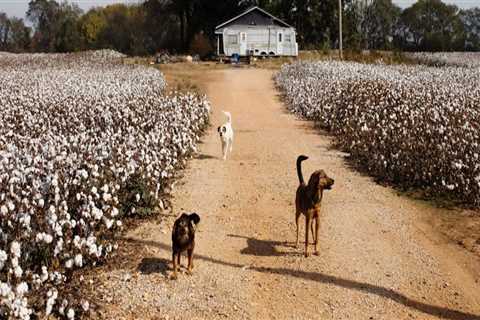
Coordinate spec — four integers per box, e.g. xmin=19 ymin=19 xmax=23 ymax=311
xmin=215 ymin=6 xmax=293 ymax=30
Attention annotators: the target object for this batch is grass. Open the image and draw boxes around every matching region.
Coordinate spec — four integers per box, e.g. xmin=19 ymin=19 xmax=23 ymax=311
xmin=251 ymin=49 xmax=421 ymax=69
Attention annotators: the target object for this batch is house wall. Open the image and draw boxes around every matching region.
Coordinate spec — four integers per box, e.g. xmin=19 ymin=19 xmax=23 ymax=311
xmin=218 ymin=25 xmax=298 ymax=57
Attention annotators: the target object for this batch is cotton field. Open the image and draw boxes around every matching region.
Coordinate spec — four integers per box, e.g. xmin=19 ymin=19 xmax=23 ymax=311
xmin=0 ymin=51 xmax=209 ymax=318
xmin=276 ymin=60 xmax=480 ymax=205
xmin=408 ymin=52 xmax=480 ymax=68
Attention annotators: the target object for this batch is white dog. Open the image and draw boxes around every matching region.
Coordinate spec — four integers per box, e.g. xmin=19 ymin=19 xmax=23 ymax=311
xmin=217 ymin=111 xmax=234 ymax=160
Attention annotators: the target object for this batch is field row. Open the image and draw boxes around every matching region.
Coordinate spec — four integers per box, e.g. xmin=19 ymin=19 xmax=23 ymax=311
xmin=275 ymin=60 xmax=480 ymax=205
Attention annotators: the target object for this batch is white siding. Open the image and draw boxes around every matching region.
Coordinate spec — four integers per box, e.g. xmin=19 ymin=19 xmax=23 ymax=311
xmin=221 ymin=25 xmax=298 ymax=57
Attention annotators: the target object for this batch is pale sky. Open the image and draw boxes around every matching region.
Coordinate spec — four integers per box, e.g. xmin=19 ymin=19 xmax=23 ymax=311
xmin=0 ymin=0 xmax=478 ymax=19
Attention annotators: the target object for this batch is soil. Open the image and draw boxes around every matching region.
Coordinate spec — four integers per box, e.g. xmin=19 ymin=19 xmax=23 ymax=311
xmin=84 ymin=67 xmax=480 ymax=320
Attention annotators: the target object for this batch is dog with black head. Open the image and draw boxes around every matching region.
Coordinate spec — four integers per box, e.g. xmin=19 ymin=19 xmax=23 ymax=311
xmin=217 ymin=111 xmax=234 ymax=160
xmin=171 ymin=212 xmax=201 ymax=279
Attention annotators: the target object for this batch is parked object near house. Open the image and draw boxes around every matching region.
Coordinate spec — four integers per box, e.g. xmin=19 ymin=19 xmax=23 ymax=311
xmin=215 ymin=6 xmax=298 ymax=58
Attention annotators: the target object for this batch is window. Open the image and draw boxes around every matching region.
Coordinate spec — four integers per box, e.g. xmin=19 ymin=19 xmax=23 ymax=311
xmin=228 ymin=35 xmax=238 ymax=45
xmin=285 ymin=34 xmax=292 ymax=43
xmin=241 ymin=33 xmax=246 ymax=41
xmin=278 ymin=33 xmax=283 ymax=42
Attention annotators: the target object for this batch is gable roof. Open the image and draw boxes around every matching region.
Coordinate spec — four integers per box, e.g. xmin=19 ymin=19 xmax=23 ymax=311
xmin=215 ymin=6 xmax=293 ymax=30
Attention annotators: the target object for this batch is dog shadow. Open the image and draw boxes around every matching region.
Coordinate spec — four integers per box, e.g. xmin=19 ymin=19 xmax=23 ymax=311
xmin=138 ymin=257 xmax=170 ymax=276
xmin=228 ymin=234 xmax=301 ymax=257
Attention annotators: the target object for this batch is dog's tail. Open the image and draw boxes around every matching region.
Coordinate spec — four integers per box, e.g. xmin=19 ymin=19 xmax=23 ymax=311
xmin=222 ymin=111 xmax=232 ymax=123
xmin=189 ymin=213 xmax=201 ymax=225
xmin=296 ymin=155 xmax=309 ymax=185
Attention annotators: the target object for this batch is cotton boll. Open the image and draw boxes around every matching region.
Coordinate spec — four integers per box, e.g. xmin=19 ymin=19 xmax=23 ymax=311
xmin=16 ymin=282 xmax=29 ymax=296
xmin=0 ymin=250 xmax=7 ymax=270
xmin=82 ymin=300 xmax=90 ymax=311
xmin=0 ymin=282 xmax=12 ymax=297
xmin=65 ymin=259 xmax=73 ymax=269
xmin=67 ymin=308 xmax=75 ymax=319
xmin=74 ymin=254 xmax=83 ymax=267
xmin=10 ymin=241 xmax=21 ymax=258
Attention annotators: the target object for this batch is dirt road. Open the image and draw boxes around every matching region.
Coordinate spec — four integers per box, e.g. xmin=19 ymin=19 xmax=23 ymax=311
xmin=88 ymin=68 xmax=480 ymax=320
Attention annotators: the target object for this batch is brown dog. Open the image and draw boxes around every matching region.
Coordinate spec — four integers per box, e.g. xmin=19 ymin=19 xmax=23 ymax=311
xmin=295 ymin=155 xmax=334 ymax=257
xmin=171 ymin=212 xmax=200 ymax=279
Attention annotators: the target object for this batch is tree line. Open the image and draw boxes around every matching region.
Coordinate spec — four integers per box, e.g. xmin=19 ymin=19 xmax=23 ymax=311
xmin=0 ymin=0 xmax=479 ymax=55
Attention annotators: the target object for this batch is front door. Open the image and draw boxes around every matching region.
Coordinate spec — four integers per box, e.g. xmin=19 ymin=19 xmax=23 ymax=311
xmin=240 ymin=32 xmax=247 ymax=55
xmin=277 ymin=31 xmax=283 ymax=56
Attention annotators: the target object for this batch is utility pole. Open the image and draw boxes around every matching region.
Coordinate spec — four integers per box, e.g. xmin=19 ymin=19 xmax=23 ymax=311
xmin=339 ymin=0 xmax=343 ymax=60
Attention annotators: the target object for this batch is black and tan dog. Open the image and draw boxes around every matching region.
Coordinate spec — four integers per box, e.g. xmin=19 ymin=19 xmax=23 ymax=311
xmin=171 ymin=212 xmax=201 ymax=279
xmin=295 ymin=155 xmax=334 ymax=257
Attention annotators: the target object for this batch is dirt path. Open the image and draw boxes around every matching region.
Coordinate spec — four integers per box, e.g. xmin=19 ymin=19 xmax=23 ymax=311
xmin=88 ymin=68 xmax=480 ymax=320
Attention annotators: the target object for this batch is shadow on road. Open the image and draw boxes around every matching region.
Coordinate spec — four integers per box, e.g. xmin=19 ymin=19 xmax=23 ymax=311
xmin=138 ymin=257 xmax=171 ymax=276
xmin=227 ymin=234 xmax=300 ymax=257
xmin=122 ymin=237 xmax=480 ymax=320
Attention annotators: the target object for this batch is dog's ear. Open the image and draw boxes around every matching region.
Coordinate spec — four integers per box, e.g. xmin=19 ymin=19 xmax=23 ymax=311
xmin=188 ymin=213 xmax=201 ymax=225
xmin=222 ymin=126 xmax=227 ymax=133
xmin=307 ymin=172 xmax=320 ymax=190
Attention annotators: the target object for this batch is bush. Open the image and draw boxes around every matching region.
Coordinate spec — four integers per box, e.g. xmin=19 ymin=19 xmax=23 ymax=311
xmin=189 ymin=32 xmax=213 ymax=59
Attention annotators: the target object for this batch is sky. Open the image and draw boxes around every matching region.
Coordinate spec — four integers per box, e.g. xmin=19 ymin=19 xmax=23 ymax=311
xmin=0 ymin=0 xmax=478 ymax=19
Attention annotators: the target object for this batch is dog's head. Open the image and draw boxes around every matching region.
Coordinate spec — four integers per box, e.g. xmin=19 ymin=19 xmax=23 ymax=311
xmin=308 ymin=170 xmax=334 ymax=191
xmin=217 ymin=125 xmax=227 ymax=137
xmin=173 ymin=212 xmax=201 ymax=240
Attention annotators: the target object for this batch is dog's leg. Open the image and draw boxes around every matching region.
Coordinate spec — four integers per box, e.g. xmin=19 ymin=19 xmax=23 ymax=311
xmin=313 ymin=217 xmax=320 ymax=255
xmin=222 ymin=141 xmax=227 ymax=160
xmin=229 ymin=137 xmax=233 ymax=153
xmin=187 ymin=248 xmax=194 ymax=275
xmin=172 ymin=252 xmax=178 ymax=280
xmin=305 ymin=215 xmax=311 ymax=257
xmin=295 ymin=209 xmax=301 ymax=248
xmin=311 ymin=221 xmax=315 ymax=244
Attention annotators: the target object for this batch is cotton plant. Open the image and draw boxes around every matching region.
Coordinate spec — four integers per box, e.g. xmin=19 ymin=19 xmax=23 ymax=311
xmin=275 ymin=60 xmax=480 ymax=205
xmin=0 ymin=50 xmax=210 ymax=318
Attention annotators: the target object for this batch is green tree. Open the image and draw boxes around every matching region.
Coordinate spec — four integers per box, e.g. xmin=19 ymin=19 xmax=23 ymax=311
xmin=8 ymin=17 xmax=32 ymax=52
xmin=0 ymin=12 xmax=31 ymax=52
xmin=27 ymin=0 xmax=60 ymax=51
xmin=55 ymin=2 xmax=83 ymax=52
xmin=396 ymin=0 xmax=465 ymax=51
xmin=0 ymin=13 xmax=10 ymax=50
xmin=362 ymin=0 xmax=401 ymax=49
xmin=459 ymin=8 xmax=480 ymax=51
xmin=79 ymin=8 xmax=107 ymax=49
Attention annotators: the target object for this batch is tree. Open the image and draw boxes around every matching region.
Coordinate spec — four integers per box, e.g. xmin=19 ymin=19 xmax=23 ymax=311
xmin=27 ymin=0 xmax=60 ymax=51
xmin=8 ymin=18 xmax=32 ymax=52
xmin=143 ymin=0 xmax=180 ymax=52
xmin=459 ymin=8 xmax=480 ymax=51
xmin=396 ymin=0 xmax=465 ymax=51
xmin=362 ymin=0 xmax=401 ymax=49
xmin=0 ymin=12 xmax=31 ymax=52
xmin=0 ymin=13 xmax=10 ymax=50
xmin=55 ymin=1 xmax=83 ymax=52
xmin=79 ymin=8 xmax=107 ymax=49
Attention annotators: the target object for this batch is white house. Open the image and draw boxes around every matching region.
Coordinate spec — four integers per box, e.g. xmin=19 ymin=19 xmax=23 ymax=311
xmin=215 ymin=7 xmax=298 ymax=57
